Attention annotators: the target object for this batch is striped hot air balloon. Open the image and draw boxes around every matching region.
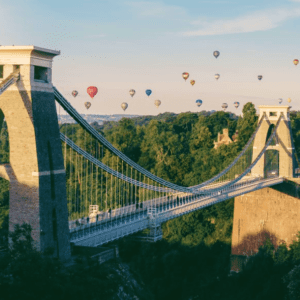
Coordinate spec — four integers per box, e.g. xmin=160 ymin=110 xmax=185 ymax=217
xmin=85 ymin=102 xmax=91 ymax=109
xmin=182 ymin=72 xmax=189 ymax=81
xmin=222 ymin=103 xmax=228 ymax=111
xmin=72 ymin=90 xmax=78 ymax=97
xmin=196 ymin=99 xmax=203 ymax=107
xmin=234 ymin=101 xmax=239 ymax=109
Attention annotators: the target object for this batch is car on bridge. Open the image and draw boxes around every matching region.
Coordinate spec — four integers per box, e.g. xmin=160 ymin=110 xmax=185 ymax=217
xmin=266 ymin=170 xmax=279 ymax=178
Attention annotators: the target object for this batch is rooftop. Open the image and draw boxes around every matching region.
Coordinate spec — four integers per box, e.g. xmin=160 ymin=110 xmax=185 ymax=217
xmin=0 ymin=45 xmax=60 ymax=56
xmin=258 ymin=105 xmax=290 ymax=108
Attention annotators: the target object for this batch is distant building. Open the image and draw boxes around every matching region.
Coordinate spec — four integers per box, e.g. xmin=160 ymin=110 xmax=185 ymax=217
xmin=214 ymin=128 xmax=238 ymax=149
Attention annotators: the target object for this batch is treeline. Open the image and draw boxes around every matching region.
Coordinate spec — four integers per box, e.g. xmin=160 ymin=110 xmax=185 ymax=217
xmin=97 ymin=110 xmax=237 ymax=131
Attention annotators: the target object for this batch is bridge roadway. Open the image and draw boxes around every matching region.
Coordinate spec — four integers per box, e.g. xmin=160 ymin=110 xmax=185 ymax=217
xmin=69 ymin=176 xmax=284 ymax=247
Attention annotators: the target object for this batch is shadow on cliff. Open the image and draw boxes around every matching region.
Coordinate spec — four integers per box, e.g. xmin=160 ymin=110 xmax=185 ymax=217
xmin=271 ymin=178 xmax=300 ymax=198
xmin=231 ymin=229 xmax=286 ymax=272
xmin=232 ymin=229 xmax=284 ymax=257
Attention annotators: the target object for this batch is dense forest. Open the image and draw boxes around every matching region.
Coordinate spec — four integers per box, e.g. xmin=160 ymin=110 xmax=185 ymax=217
xmin=0 ymin=103 xmax=300 ymax=299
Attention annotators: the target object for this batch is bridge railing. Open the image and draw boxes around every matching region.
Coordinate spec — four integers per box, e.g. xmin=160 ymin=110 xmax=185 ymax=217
xmin=69 ymin=174 xmax=265 ymax=231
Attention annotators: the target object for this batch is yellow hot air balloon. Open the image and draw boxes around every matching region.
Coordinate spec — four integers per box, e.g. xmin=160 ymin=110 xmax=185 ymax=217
xmin=129 ymin=89 xmax=136 ymax=97
xmin=215 ymin=74 xmax=220 ymax=80
xmin=293 ymin=59 xmax=299 ymax=66
xmin=121 ymin=102 xmax=128 ymax=111
xmin=287 ymin=98 xmax=292 ymax=103
xmin=190 ymin=80 xmax=195 ymax=86
xmin=154 ymin=100 xmax=161 ymax=108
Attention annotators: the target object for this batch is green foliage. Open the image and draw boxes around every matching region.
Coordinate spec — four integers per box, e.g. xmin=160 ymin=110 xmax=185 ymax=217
xmin=284 ymin=264 xmax=300 ymax=300
xmin=0 ymin=224 xmax=123 ymax=300
xmin=237 ymin=102 xmax=258 ymax=147
xmin=2 ymin=103 xmax=300 ymax=299
xmin=9 ymin=223 xmax=35 ymax=256
xmin=0 ymin=178 xmax=9 ymax=247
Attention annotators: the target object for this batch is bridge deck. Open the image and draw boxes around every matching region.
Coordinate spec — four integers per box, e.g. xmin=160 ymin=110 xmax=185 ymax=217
xmin=70 ymin=177 xmax=284 ymax=247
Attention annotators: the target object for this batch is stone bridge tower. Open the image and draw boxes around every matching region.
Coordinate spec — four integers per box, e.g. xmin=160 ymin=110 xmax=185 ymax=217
xmin=251 ymin=105 xmax=295 ymax=178
xmin=0 ymin=46 xmax=70 ymax=260
xmin=231 ymin=105 xmax=300 ymax=271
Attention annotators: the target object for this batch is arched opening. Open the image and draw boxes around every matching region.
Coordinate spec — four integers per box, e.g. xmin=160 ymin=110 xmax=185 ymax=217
xmin=265 ymin=124 xmax=277 ymax=146
xmin=0 ymin=112 xmax=10 ymax=248
xmin=264 ymin=149 xmax=279 ymax=178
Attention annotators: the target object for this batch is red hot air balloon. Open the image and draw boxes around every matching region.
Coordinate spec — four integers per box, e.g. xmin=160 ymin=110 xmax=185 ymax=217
xmin=87 ymin=86 xmax=98 ymax=99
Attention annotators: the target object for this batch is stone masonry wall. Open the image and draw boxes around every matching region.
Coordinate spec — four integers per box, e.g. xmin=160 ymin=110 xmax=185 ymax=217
xmin=0 ymin=89 xmax=70 ymax=260
xmin=231 ymin=181 xmax=300 ymax=271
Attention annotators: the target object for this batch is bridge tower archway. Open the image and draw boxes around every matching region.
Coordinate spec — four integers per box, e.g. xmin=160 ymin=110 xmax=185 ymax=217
xmin=251 ymin=106 xmax=296 ymax=178
xmin=0 ymin=46 xmax=70 ymax=260
xmin=264 ymin=149 xmax=279 ymax=178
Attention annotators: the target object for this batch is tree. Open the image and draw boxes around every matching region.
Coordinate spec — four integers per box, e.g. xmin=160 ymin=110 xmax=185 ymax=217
xmin=106 ymin=118 xmax=141 ymax=161
xmin=190 ymin=124 xmax=213 ymax=153
xmin=9 ymin=223 xmax=35 ymax=257
xmin=284 ymin=264 xmax=300 ymax=300
xmin=236 ymin=102 xmax=258 ymax=147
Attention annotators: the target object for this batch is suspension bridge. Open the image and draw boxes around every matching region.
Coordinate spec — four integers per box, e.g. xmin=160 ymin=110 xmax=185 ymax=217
xmin=0 ymin=46 xmax=299 ymax=263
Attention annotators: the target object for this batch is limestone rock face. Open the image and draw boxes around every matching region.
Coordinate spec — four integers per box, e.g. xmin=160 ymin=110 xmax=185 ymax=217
xmin=231 ymin=181 xmax=300 ymax=271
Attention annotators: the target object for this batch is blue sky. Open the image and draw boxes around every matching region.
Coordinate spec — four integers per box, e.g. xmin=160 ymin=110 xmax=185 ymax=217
xmin=1 ymin=0 xmax=300 ymax=115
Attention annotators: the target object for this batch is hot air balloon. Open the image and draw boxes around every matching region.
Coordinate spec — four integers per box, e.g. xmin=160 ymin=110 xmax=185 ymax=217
xmin=278 ymin=98 xmax=283 ymax=104
xmin=129 ymin=89 xmax=135 ymax=97
xmin=222 ymin=103 xmax=228 ymax=111
xmin=121 ymin=102 xmax=128 ymax=111
xmin=87 ymin=86 xmax=98 ymax=99
xmin=154 ymin=100 xmax=161 ymax=108
xmin=190 ymin=80 xmax=195 ymax=86
xmin=196 ymin=99 xmax=203 ymax=107
xmin=215 ymin=74 xmax=220 ymax=80
xmin=287 ymin=98 xmax=292 ymax=103
xmin=182 ymin=72 xmax=189 ymax=81
xmin=258 ymin=75 xmax=263 ymax=81
xmin=72 ymin=90 xmax=78 ymax=97
xmin=145 ymin=89 xmax=152 ymax=96
xmin=234 ymin=102 xmax=240 ymax=109
xmin=85 ymin=102 xmax=91 ymax=110
xmin=213 ymin=51 xmax=220 ymax=59
xmin=293 ymin=59 xmax=299 ymax=66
